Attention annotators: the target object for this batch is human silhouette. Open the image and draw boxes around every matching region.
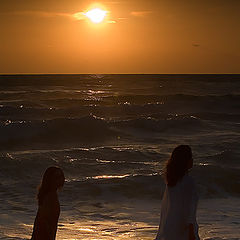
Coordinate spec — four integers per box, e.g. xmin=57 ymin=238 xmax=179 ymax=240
xmin=155 ymin=145 xmax=200 ymax=240
xmin=31 ymin=166 xmax=65 ymax=240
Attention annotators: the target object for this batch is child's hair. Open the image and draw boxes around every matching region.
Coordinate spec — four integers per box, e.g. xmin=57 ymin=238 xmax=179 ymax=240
xmin=37 ymin=166 xmax=65 ymax=205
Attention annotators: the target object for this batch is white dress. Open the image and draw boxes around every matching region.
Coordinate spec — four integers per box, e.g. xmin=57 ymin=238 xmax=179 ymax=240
xmin=155 ymin=174 xmax=200 ymax=240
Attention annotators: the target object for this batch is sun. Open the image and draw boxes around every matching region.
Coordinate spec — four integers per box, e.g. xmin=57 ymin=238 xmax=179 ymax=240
xmin=84 ymin=8 xmax=107 ymax=24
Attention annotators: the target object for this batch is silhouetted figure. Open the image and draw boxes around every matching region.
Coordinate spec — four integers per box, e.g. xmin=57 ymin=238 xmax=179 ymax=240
xmin=155 ymin=145 xmax=200 ymax=240
xmin=31 ymin=166 xmax=65 ymax=240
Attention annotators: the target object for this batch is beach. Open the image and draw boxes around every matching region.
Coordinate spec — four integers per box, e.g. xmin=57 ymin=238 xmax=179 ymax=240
xmin=0 ymin=74 xmax=239 ymax=240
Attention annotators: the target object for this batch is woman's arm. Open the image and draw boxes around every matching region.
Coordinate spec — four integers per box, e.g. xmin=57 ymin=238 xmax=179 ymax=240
xmin=189 ymin=223 xmax=195 ymax=240
xmin=185 ymin=177 xmax=199 ymax=240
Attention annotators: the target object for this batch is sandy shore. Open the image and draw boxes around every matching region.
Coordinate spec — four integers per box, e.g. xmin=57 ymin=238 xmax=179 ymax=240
xmin=1 ymin=198 xmax=239 ymax=240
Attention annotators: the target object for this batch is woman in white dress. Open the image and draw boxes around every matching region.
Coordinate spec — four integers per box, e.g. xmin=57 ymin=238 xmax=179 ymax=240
xmin=155 ymin=145 xmax=200 ymax=240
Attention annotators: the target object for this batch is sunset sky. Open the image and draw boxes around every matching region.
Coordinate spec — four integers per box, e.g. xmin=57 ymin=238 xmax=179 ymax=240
xmin=0 ymin=0 xmax=239 ymax=74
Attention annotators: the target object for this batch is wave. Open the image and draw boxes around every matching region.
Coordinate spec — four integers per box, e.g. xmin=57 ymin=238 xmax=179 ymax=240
xmin=100 ymin=94 xmax=240 ymax=114
xmin=113 ymin=115 xmax=206 ymax=133
xmin=1 ymin=94 xmax=239 ymax=121
xmin=0 ymin=109 xmax=239 ymax=128
xmin=1 ymin=147 xmax=239 ymax=199
xmin=54 ymin=168 xmax=240 ymax=200
xmin=1 ymin=110 xmax=238 ymax=150
xmin=192 ymin=165 xmax=240 ymax=198
xmin=0 ymin=116 xmax=116 ymax=150
xmin=0 ymin=113 xmax=208 ymax=149
xmin=101 ymin=93 xmax=240 ymax=102
xmin=65 ymin=163 xmax=240 ymax=199
xmin=1 ymin=93 xmax=240 ymax=105
xmin=0 ymin=74 xmax=239 ymax=86
xmin=204 ymin=150 xmax=240 ymax=166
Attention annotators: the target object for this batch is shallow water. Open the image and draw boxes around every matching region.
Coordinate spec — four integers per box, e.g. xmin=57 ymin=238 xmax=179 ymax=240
xmin=1 ymin=198 xmax=240 ymax=239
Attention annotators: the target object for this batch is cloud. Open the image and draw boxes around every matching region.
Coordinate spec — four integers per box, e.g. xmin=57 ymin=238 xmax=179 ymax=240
xmin=104 ymin=1 xmax=122 ymax=4
xmin=192 ymin=43 xmax=200 ymax=47
xmin=4 ymin=10 xmax=86 ymax=21
xmin=73 ymin=11 xmax=116 ymax=23
xmin=9 ymin=10 xmax=72 ymax=18
xmin=107 ymin=20 xmax=117 ymax=24
xmin=130 ymin=11 xmax=152 ymax=17
xmin=6 ymin=10 xmax=115 ymax=23
xmin=72 ymin=12 xmax=85 ymax=21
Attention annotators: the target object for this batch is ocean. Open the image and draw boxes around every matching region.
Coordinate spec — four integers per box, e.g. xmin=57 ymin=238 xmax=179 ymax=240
xmin=0 ymin=74 xmax=239 ymax=240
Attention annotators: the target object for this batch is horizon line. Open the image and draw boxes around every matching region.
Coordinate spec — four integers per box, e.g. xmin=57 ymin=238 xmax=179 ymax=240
xmin=0 ymin=73 xmax=240 ymax=76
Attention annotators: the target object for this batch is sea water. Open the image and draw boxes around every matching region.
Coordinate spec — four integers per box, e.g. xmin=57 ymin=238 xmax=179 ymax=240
xmin=0 ymin=74 xmax=239 ymax=240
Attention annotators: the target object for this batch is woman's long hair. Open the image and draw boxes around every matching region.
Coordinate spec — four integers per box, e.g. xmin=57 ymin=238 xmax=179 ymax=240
xmin=37 ymin=166 xmax=65 ymax=205
xmin=164 ymin=145 xmax=192 ymax=187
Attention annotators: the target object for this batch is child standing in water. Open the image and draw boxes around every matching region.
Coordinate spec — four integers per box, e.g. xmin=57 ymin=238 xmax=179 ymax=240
xmin=155 ymin=145 xmax=200 ymax=240
xmin=31 ymin=166 xmax=65 ymax=240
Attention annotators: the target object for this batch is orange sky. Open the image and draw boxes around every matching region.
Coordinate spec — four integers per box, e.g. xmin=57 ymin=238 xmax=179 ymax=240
xmin=0 ymin=0 xmax=239 ymax=74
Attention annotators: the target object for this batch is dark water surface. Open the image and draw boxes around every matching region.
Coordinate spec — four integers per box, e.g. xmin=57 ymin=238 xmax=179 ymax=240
xmin=0 ymin=74 xmax=239 ymax=239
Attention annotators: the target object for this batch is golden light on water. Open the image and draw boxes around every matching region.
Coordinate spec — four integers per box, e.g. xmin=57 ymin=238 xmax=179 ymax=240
xmin=84 ymin=8 xmax=107 ymax=23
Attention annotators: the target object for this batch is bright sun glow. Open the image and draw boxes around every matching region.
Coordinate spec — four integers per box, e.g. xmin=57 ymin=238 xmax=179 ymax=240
xmin=84 ymin=8 xmax=107 ymax=23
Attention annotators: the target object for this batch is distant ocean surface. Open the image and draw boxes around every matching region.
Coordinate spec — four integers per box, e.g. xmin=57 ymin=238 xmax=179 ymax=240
xmin=0 ymin=74 xmax=239 ymax=240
